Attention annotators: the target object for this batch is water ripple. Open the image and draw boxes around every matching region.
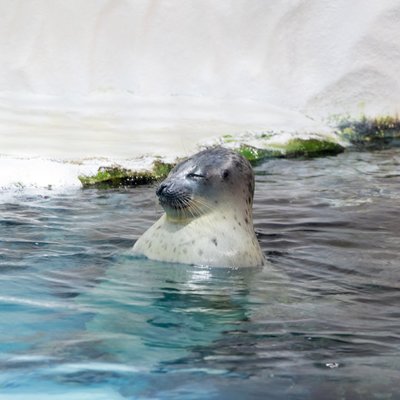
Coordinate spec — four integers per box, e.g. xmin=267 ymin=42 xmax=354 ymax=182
xmin=0 ymin=150 xmax=399 ymax=398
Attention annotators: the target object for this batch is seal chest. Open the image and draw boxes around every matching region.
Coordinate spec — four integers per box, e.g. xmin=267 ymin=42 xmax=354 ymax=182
xmin=132 ymin=147 xmax=264 ymax=268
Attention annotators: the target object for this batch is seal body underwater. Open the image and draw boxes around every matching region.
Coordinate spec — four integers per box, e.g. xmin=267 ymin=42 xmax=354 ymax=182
xmin=132 ymin=147 xmax=265 ymax=268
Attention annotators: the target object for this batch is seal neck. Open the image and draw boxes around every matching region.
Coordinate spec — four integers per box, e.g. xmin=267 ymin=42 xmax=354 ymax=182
xmin=164 ymin=203 xmax=253 ymax=229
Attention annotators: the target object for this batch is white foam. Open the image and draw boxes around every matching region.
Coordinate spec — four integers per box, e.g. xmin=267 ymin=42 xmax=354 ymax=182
xmin=0 ymin=151 xmax=159 ymax=196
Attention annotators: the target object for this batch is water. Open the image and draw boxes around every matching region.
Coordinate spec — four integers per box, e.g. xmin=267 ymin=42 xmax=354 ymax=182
xmin=0 ymin=149 xmax=399 ymax=399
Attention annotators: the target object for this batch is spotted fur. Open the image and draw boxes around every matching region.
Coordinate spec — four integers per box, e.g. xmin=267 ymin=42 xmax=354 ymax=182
xmin=132 ymin=147 xmax=264 ymax=268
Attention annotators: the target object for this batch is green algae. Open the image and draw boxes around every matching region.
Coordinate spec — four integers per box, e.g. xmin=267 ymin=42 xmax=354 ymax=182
xmin=222 ymin=134 xmax=235 ymax=143
xmin=79 ymin=160 xmax=174 ymax=188
xmin=337 ymin=115 xmax=400 ymax=149
xmin=237 ymin=139 xmax=344 ymax=164
xmin=284 ymin=138 xmax=344 ymax=158
xmin=236 ymin=145 xmax=282 ymax=163
xmin=152 ymin=160 xmax=175 ymax=179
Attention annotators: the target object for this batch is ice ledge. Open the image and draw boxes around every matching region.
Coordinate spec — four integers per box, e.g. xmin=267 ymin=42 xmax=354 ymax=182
xmin=1 ymin=94 xmax=398 ymax=192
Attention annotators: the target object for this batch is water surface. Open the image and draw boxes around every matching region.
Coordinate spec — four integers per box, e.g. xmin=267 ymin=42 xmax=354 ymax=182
xmin=1 ymin=149 xmax=399 ymax=399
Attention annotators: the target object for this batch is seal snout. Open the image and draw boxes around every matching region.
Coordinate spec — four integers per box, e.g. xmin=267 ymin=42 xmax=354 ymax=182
xmin=156 ymin=182 xmax=172 ymax=204
xmin=156 ymin=182 xmax=168 ymax=197
xmin=156 ymin=181 xmax=177 ymax=200
xmin=156 ymin=180 xmax=189 ymax=211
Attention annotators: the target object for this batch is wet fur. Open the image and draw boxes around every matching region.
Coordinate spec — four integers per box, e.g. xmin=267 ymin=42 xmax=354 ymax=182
xmin=132 ymin=147 xmax=264 ymax=268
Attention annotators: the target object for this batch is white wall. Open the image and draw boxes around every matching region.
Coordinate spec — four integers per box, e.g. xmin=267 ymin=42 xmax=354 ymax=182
xmin=1 ymin=0 xmax=400 ymax=168
xmin=1 ymin=0 xmax=399 ymax=117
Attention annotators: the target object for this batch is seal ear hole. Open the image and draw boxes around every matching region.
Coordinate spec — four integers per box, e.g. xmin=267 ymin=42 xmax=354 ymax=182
xmin=222 ymin=170 xmax=230 ymax=180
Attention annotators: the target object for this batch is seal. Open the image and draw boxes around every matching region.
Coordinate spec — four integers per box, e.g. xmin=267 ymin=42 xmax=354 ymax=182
xmin=132 ymin=147 xmax=265 ymax=268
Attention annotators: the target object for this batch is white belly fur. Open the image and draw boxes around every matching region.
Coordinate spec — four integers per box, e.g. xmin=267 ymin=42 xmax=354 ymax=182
xmin=132 ymin=209 xmax=264 ymax=268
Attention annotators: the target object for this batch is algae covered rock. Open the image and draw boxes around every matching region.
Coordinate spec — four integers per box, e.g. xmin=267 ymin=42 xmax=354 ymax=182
xmin=284 ymin=138 xmax=344 ymax=158
xmin=79 ymin=129 xmax=349 ymax=188
xmin=337 ymin=116 xmax=400 ymax=149
xmin=236 ymin=139 xmax=344 ymax=164
xmin=236 ymin=145 xmax=282 ymax=163
xmin=79 ymin=160 xmax=174 ymax=188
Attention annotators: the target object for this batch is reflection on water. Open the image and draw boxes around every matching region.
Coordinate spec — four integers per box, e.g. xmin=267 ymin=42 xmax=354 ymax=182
xmin=0 ymin=149 xmax=399 ymax=399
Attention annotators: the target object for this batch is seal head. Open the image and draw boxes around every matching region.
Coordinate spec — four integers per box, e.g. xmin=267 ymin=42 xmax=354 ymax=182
xmin=156 ymin=147 xmax=254 ymax=222
xmin=132 ymin=147 xmax=264 ymax=268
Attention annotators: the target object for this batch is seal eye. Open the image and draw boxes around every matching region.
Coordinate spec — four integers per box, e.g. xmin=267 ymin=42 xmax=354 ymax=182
xmin=187 ymin=173 xmax=205 ymax=179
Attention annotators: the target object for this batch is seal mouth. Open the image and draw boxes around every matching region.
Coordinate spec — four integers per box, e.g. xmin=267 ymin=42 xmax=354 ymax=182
xmin=157 ymin=187 xmax=193 ymax=211
xmin=156 ymin=182 xmax=192 ymax=212
xmin=158 ymin=195 xmax=190 ymax=210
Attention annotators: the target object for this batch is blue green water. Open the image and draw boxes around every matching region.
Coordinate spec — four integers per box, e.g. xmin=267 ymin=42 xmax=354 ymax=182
xmin=1 ymin=149 xmax=399 ymax=399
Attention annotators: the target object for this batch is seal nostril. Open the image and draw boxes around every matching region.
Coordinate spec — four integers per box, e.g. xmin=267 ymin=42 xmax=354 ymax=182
xmin=156 ymin=183 xmax=167 ymax=197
